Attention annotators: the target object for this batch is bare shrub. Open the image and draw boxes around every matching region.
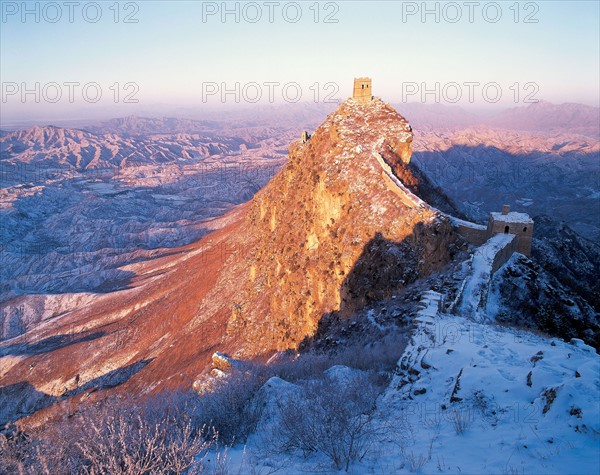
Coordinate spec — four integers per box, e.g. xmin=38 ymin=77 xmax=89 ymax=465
xmin=333 ymin=332 xmax=408 ymax=374
xmin=0 ymin=393 xmax=214 ymax=475
xmin=75 ymin=402 xmax=210 ymax=474
xmin=274 ymin=370 xmax=382 ymax=472
xmin=268 ymin=331 xmax=407 ymax=386
xmin=450 ymin=407 xmax=472 ymax=435
xmin=269 ymin=352 xmax=334 ymax=382
xmin=405 ymin=451 xmax=427 ymax=473
xmin=0 ymin=428 xmax=31 ymax=475
xmin=0 ymin=423 xmax=80 ymax=475
xmin=193 ymin=371 xmax=265 ymax=444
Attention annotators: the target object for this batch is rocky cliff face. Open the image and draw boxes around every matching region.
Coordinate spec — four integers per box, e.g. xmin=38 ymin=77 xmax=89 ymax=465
xmin=490 ymin=254 xmax=600 ymax=349
xmin=532 ymin=215 xmax=600 ymax=312
xmin=222 ymin=99 xmax=463 ymax=355
xmin=0 ymin=98 xmax=464 ymax=428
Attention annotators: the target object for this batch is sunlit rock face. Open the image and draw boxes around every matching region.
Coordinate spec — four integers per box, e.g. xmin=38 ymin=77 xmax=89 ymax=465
xmin=226 ymin=98 xmax=462 ymax=354
xmin=0 ymin=98 xmax=464 ymax=428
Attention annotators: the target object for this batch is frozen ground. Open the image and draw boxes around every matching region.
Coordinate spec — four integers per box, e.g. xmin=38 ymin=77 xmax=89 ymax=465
xmin=219 ymin=310 xmax=599 ymax=474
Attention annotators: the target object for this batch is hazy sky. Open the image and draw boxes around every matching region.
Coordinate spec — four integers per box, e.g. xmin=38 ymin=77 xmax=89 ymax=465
xmin=1 ymin=0 xmax=599 ymax=122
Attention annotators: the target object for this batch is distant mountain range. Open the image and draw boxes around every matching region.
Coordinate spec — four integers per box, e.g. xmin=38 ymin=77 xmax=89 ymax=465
xmin=3 ymin=99 xmax=597 ymax=136
xmin=0 ymin=121 xmax=292 ymax=306
xmin=0 ymin=124 xmax=252 ymax=173
xmin=411 ymin=126 xmax=600 ymax=242
xmin=488 ymin=101 xmax=600 ymax=136
xmin=394 ymin=100 xmax=600 ymax=137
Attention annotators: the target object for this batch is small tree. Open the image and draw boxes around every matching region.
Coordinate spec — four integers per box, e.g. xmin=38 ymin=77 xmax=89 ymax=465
xmin=275 ymin=369 xmax=382 ymax=472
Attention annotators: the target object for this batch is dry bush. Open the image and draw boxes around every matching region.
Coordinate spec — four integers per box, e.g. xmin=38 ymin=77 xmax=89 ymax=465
xmin=0 ymin=393 xmax=214 ymax=475
xmin=192 ymin=371 xmax=265 ymax=444
xmin=273 ymin=370 xmax=382 ymax=472
xmin=74 ymin=400 xmax=211 ymax=474
xmin=333 ymin=332 xmax=408 ymax=376
xmin=405 ymin=451 xmax=427 ymax=473
xmin=268 ymin=352 xmax=335 ymax=382
xmin=450 ymin=407 xmax=472 ymax=435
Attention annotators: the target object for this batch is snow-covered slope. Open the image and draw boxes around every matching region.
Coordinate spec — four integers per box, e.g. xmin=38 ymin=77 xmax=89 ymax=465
xmin=228 ymin=306 xmax=599 ymax=474
xmin=378 ymin=311 xmax=599 ymax=475
xmin=457 ymin=233 xmax=516 ymax=322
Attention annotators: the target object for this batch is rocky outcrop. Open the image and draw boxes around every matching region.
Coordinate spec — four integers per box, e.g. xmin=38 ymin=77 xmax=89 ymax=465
xmin=490 ymin=254 xmax=600 ymax=349
xmin=532 ymin=215 xmax=600 ymax=312
xmin=223 ymin=99 xmax=463 ymax=354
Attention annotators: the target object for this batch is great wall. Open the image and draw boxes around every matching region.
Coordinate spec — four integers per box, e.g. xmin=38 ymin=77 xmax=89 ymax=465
xmin=295 ymin=77 xmax=535 ymax=326
xmin=356 ymin=78 xmax=535 ymax=322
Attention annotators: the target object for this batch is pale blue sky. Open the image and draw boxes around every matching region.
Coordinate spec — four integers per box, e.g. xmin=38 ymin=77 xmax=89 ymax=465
xmin=1 ymin=0 xmax=599 ymax=121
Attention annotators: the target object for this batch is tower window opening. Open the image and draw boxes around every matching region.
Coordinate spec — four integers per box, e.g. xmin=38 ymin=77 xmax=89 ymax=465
xmin=504 ymin=225 xmax=510 ymax=234
xmin=523 ymin=227 xmax=527 ymax=232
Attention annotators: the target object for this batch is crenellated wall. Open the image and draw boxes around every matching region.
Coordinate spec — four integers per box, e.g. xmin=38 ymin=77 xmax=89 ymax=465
xmin=453 ymin=206 xmax=533 ymax=257
xmin=454 ymin=223 xmax=488 ymax=246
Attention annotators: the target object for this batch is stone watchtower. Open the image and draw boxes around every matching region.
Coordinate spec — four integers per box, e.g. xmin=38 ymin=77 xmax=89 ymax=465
xmin=486 ymin=205 xmax=534 ymax=257
xmin=353 ymin=77 xmax=372 ymax=102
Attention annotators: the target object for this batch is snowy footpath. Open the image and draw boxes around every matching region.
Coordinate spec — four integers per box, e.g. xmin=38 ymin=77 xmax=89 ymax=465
xmin=456 ymin=233 xmax=516 ymax=322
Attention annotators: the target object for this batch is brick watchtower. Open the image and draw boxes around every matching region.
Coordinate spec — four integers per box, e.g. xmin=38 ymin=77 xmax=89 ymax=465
xmin=353 ymin=77 xmax=372 ymax=102
xmin=486 ymin=205 xmax=534 ymax=257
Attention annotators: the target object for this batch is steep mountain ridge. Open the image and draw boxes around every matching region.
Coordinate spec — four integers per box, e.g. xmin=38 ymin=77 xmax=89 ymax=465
xmin=1 ymin=98 xmax=464 ymax=427
xmin=223 ymin=98 xmax=462 ymax=354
